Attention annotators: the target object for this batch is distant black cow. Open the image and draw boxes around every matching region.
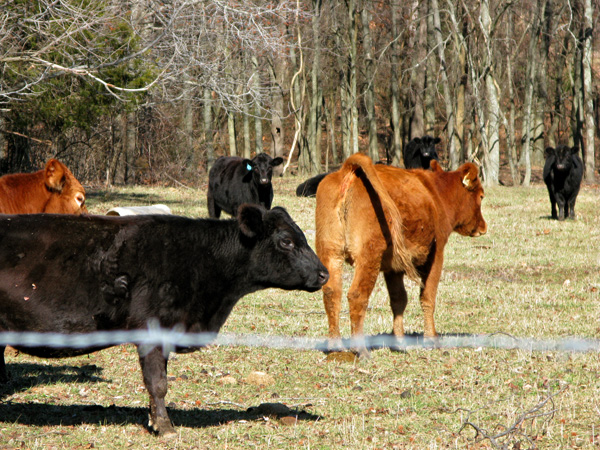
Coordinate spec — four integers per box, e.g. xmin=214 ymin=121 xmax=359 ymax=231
xmin=543 ymin=145 xmax=583 ymax=220
xmin=208 ymin=153 xmax=284 ymax=218
xmin=403 ymin=136 xmax=441 ymax=169
xmin=0 ymin=205 xmax=328 ymax=436
xmin=296 ymin=172 xmax=330 ymax=197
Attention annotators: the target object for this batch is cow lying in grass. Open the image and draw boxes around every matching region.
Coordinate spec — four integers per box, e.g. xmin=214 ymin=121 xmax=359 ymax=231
xmin=315 ymin=153 xmax=487 ymax=355
xmin=0 ymin=204 xmax=328 ymax=436
xmin=0 ymin=159 xmax=87 ymax=214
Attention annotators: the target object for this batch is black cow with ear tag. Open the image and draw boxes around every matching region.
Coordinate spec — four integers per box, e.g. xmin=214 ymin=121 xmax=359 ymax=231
xmin=207 ymin=153 xmax=284 ymax=218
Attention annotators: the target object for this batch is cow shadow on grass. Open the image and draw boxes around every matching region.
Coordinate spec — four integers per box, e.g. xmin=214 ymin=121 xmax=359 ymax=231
xmin=0 ymin=362 xmax=321 ymax=430
xmin=0 ymin=401 xmax=322 ymax=431
xmin=0 ymin=362 xmax=106 ymax=401
xmin=327 ymin=331 xmax=494 ymax=354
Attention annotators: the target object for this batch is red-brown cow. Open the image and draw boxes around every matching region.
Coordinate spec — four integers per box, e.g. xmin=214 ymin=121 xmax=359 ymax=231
xmin=315 ymin=153 xmax=487 ymax=355
xmin=0 ymin=159 xmax=87 ymax=214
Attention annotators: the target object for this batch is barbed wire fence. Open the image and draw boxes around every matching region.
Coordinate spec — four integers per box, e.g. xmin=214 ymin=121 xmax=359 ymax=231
xmin=2 ymin=320 xmax=600 ymax=357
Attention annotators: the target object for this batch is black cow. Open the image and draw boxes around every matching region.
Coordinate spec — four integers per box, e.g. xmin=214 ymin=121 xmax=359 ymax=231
xmin=207 ymin=153 xmax=284 ymax=218
xmin=543 ymin=145 xmax=583 ymax=220
xmin=0 ymin=205 xmax=328 ymax=436
xmin=296 ymin=173 xmax=330 ymax=197
xmin=403 ymin=136 xmax=441 ymax=169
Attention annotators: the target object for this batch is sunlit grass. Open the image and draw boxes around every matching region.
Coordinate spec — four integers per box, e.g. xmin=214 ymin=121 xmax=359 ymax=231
xmin=1 ymin=175 xmax=599 ymax=449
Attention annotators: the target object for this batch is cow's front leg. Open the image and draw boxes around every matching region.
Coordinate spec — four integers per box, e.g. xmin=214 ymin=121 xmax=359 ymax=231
xmin=320 ymin=255 xmax=344 ymax=352
xmin=556 ymin=195 xmax=567 ymax=221
xmin=138 ymin=346 xmax=175 ymax=437
xmin=419 ymin=253 xmax=443 ymax=340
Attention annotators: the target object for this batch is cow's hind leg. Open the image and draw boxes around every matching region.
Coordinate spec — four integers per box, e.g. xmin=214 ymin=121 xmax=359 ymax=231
xmin=347 ymin=261 xmax=381 ymax=357
xmin=567 ymin=195 xmax=577 ymax=219
xmin=138 ymin=346 xmax=175 ymax=437
xmin=384 ymin=271 xmax=408 ymax=350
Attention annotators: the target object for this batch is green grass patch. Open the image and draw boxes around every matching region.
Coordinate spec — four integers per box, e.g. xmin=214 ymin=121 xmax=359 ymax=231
xmin=1 ymin=176 xmax=599 ymax=449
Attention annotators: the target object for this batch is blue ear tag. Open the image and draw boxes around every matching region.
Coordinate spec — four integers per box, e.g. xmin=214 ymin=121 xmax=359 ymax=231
xmin=246 ymin=163 xmax=252 ymax=171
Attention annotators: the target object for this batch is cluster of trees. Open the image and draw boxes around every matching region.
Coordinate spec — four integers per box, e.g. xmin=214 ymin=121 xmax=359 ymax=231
xmin=0 ymin=0 xmax=598 ymax=186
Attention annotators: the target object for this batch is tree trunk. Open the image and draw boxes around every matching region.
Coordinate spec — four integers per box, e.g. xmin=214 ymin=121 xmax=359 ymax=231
xmin=243 ymin=103 xmax=251 ymax=159
xmin=124 ymin=111 xmax=136 ymax=184
xmin=409 ymin=0 xmax=426 ymax=138
xmin=361 ymin=1 xmax=378 ymax=162
xmin=424 ymin=0 xmax=436 ymax=135
xmin=308 ymin=0 xmax=322 ymax=174
xmin=446 ymin=0 xmax=467 ymax=167
xmin=480 ymin=0 xmax=500 ymax=186
xmin=431 ymin=0 xmax=456 ymax=169
xmin=325 ymin=92 xmax=338 ymax=167
xmin=348 ymin=0 xmax=359 ymax=155
xmin=268 ymin=56 xmax=285 ymax=175
xmin=390 ymin=0 xmax=402 ymax=167
xmin=506 ymin=9 xmax=519 ymax=185
xmin=252 ymin=55 xmax=263 ymax=155
xmin=182 ymin=79 xmax=196 ymax=177
xmin=227 ymin=113 xmax=237 ymax=157
xmin=581 ymin=0 xmax=596 ymax=182
xmin=340 ymin=74 xmax=351 ymax=160
xmin=204 ymin=88 xmax=215 ymax=171
xmin=570 ymin=7 xmax=585 ymax=154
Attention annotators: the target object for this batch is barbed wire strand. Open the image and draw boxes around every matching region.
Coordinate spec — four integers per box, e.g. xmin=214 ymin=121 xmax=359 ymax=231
xmin=1 ymin=322 xmax=599 ymax=357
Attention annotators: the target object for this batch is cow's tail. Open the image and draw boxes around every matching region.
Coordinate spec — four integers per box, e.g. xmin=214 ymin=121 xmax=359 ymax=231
xmin=339 ymin=153 xmax=420 ymax=283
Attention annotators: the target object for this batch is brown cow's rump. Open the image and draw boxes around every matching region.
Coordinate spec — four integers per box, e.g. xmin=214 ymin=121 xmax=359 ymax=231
xmin=315 ymin=153 xmax=487 ymax=355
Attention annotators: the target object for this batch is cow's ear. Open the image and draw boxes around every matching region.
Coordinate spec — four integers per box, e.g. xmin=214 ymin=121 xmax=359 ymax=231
xmin=237 ymin=204 xmax=265 ymax=238
xmin=242 ymin=159 xmax=253 ymax=172
xmin=430 ymin=160 xmax=442 ymax=172
xmin=434 ymin=137 xmax=441 ymax=144
xmin=544 ymin=147 xmax=555 ymax=158
xmin=570 ymin=146 xmax=580 ymax=156
xmin=44 ymin=159 xmax=66 ymax=192
xmin=271 ymin=157 xmax=284 ymax=167
xmin=460 ymin=164 xmax=479 ymax=190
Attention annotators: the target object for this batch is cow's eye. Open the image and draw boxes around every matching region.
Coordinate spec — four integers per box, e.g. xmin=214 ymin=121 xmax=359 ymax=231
xmin=280 ymin=238 xmax=294 ymax=251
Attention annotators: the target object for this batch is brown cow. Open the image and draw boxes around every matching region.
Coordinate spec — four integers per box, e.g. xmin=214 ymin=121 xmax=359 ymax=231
xmin=0 ymin=159 xmax=87 ymax=214
xmin=315 ymin=153 xmax=487 ymax=354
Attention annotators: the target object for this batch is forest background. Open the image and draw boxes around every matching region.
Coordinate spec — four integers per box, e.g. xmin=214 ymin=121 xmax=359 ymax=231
xmin=0 ymin=0 xmax=598 ymax=187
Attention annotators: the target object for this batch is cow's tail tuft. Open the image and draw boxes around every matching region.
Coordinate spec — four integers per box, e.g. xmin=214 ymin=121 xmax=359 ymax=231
xmin=339 ymin=153 xmax=420 ymax=283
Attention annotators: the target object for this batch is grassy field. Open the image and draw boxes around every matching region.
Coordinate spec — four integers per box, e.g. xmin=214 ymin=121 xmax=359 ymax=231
xmin=1 ymin=173 xmax=599 ymax=449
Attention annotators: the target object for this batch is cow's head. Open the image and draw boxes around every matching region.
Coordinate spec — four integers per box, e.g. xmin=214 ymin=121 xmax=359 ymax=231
xmin=43 ymin=159 xmax=87 ymax=214
xmin=237 ymin=203 xmax=328 ymax=292
xmin=545 ymin=145 xmax=579 ymax=172
xmin=418 ymin=135 xmax=441 ymax=159
xmin=444 ymin=161 xmax=487 ymax=237
xmin=243 ymin=153 xmax=284 ymax=186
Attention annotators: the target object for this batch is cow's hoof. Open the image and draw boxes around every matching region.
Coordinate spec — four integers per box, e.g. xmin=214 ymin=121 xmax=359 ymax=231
xmin=149 ymin=415 xmax=176 ymax=437
xmin=323 ymin=338 xmax=344 ymax=354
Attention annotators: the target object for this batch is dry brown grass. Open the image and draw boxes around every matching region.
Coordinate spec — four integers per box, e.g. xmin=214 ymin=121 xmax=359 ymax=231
xmin=1 ymin=175 xmax=599 ymax=449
